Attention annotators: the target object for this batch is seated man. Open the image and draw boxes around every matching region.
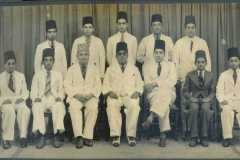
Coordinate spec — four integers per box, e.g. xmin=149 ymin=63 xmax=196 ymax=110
xmin=142 ymin=40 xmax=177 ymax=147
xmin=64 ymin=43 xmax=102 ymax=149
xmin=182 ymin=50 xmax=215 ymax=147
xmin=217 ymin=47 xmax=240 ymax=147
xmin=31 ymin=48 xmax=65 ymax=149
xmin=103 ymin=42 xmax=143 ymax=147
xmin=0 ymin=51 xmax=30 ymax=149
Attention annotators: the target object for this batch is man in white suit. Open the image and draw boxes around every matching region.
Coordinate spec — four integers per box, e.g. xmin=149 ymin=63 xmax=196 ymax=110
xmin=31 ymin=48 xmax=65 ymax=149
xmin=216 ymin=47 xmax=240 ymax=147
xmin=142 ymin=40 xmax=177 ymax=147
xmin=65 ymin=43 xmax=102 ymax=149
xmin=0 ymin=51 xmax=30 ymax=149
xmin=137 ymin=14 xmax=174 ymax=80
xmin=71 ymin=16 xmax=105 ymax=80
xmin=107 ymin=11 xmax=138 ymax=66
xmin=103 ymin=42 xmax=143 ymax=147
xmin=34 ymin=20 xmax=67 ymax=77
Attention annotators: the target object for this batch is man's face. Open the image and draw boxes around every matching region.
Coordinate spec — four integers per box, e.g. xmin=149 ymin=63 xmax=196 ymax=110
xmin=151 ymin=21 xmax=162 ymax=34
xmin=5 ymin=59 xmax=16 ymax=73
xmin=185 ymin=23 xmax=196 ymax=38
xmin=46 ymin=28 xmax=57 ymax=41
xmin=82 ymin=24 xmax=94 ymax=36
xmin=43 ymin=56 xmax=54 ymax=71
xmin=77 ymin=50 xmax=89 ymax=65
xmin=154 ymin=48 xmax=165 ymax=63
xmin=116 ymin=50 xmax=128 ymax=65
xmin=195 ymin=57 xmax=207 ymax=71
xmin=229 ymin=57 xmax=240 ymax=70
xmin=117 ymin=19 xmax=128 ymax=33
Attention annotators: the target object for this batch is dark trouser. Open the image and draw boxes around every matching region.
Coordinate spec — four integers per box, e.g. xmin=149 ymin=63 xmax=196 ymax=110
xmin=188 ymin=102 xmax=212 ymax=138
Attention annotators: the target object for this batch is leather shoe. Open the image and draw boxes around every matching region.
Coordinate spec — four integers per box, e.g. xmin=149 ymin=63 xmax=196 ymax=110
xmin=189 ymin=138 xmax=198 ymax=147
xmin=20 ymin=138 xmax=28 ymax=148
xmin=53 ymin=135 xmax=63 ymax=148
xmin=84 ymin=139 xmax=93 ymax=147
xmin=200 ymin=138 xmax=209 ymax=147
xmin=222 ymin=139 xmax=231 ymax=147
xmin=75 ymin=136 xmax=83 ymax=149
xmin=112 ymin=136 xmax=120 ymax=147
xmin=2 ymin=140 xmax=11 ymax=149
xmin=36 ymin=135 xmax=46 ymax=149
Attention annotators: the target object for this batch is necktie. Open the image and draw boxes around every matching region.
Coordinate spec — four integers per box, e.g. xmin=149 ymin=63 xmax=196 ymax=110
xmin=157 ymin=62 xmax=161 ymax=76
xmin=81 ymin=65 xmax=87 ymax=79
xmin=121 ymin=64 xmax=125 ymax=73
xmin=198 ymin=70 xmax=204 ymax=87
xmin=44 ymin=71 xmax=51 ymax=96
xmin=86 ymin=36 xmax=91 ymax=49
xmin=120 ymin=32 xmax=124 ymax=42
xmin=50 ymin=40 xmax=55 ymax=49
xmin=8 ymin=73 xmax=15 ymax=92
xmin=233 ymin=69 xmax=237 ymax=85
xmin=190 ymin=40 xmax=194 ymax=52
xmin=155 ymin=33 xmax=160 ymax=40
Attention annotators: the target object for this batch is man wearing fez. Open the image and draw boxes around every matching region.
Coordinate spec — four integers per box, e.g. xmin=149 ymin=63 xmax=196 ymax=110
xmin=103 ymin=42 xmax=143 ymax=147
xmin=142 ymin=40 xmax=177 ymax=147
xmin=71 ymin=16 xmax=106 ymax=80
xmin=217 ymin=47 xmax=240 ymax=147
xmin=65 ymin=43 xmax=102 ymax=148
xmin=137 ymin=13 xmax=174 ymax=81
xmin=183 ymin=50 xmax=215 ymax=147
xmin=0 ymin=51 xmax=30 ymax=149
xmin=107 ymin=11 xmax=138 ymax=66
xmin=31 ymin=48 xmax=65 ymax=149
xmin=34 ymin=20 xmax=67 ymax=78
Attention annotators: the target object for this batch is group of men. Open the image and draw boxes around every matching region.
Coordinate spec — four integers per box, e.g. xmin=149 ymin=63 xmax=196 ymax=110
xmin=0 ymin=11 xmax=239 ymax=150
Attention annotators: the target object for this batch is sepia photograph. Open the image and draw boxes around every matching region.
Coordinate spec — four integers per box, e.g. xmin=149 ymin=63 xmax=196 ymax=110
xmin=0 ymin=0 xmax=239 ymax=159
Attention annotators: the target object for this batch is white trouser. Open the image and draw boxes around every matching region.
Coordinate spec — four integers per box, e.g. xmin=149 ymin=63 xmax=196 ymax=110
xmin=68 ymin=98 xmax=98 ymax=139
xmin=221 ymin=99 xmax=240 ymax=139
xmin=107 ymin=96 xmax=140 ymax=138
xmin=148 ymin=88 xmax=173 ymax=132
xmin=32 ymin=96 xmax=66 ymax=135
xmin=1 ymin=103 xmax=30 ymax=141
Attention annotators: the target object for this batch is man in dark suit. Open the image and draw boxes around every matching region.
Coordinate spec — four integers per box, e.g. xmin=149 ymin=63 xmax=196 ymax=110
xmin=182 ymin=50 xmax=215 ymax=147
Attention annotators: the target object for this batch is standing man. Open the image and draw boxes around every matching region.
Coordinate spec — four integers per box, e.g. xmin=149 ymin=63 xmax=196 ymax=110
xmin=34 ymin=20 xmax=67 ymax=77
xmin=183 ymin=50 xmax=215 ymax=147
xmin=137 ymin=13 xmax=174 ymax=79
xmin=65 ymin=44 xmax=102 ymax=149
xmin=107 ymin=11 xmax=138 ymax=66
xmin=172 ymin=15 xmax=211 ymax=83
xmin=0 ymin=51 xmax=30 ymax=149
xmin=71 ymin=16 xmax=105 ymax=80
xmin=103 ymin=42 xmax=143 ymax=147
xmin=142 ymin=40 xmax=177 ymax=147
xmin=31 ymin=48 xmax=66 ymax=149
xmin=216 ymin=47 xmax=240 ymax=147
